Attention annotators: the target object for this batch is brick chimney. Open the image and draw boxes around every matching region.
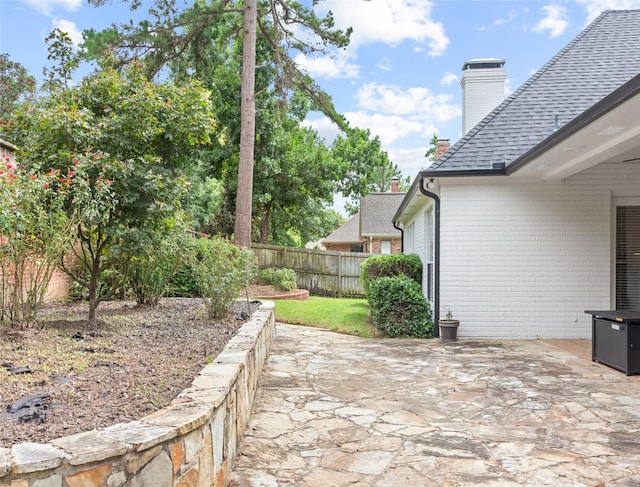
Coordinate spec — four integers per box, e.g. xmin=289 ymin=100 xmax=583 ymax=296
xmin=390 ymin=176 xmax=399 ymax=193
xmin=436 ymin=138 xmax=450 ymax=160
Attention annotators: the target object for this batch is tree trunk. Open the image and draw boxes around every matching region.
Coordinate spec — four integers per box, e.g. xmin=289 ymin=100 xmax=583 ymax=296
xmin=259 ymin=200 xmax=272 ymax=244
xmin=234 ymin=0 xmax=257 ymax=248
xmin=87 ymin=258 xmax=100 ymax=322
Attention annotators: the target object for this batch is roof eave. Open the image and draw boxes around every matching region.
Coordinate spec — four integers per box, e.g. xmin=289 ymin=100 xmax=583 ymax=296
xmin=393 ymin=173 xmax=424 ymax=223
xmin=360 ymin=233 xmax=401 ymax=238
xmin=506 ymin=72 xmax=640 ymax=175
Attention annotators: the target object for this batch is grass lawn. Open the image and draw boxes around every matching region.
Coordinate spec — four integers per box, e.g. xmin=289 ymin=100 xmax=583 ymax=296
xmin=271 ymin=296 xmax=379 ymax=338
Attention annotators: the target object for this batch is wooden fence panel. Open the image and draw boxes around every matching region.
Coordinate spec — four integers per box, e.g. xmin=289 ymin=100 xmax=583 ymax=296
xmin=251 ymin=244 xmax=370 ymax=297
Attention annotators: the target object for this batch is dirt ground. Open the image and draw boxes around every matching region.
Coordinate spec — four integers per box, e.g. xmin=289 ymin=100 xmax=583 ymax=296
xmin=0 ymin=286 xmax=281 ymax=448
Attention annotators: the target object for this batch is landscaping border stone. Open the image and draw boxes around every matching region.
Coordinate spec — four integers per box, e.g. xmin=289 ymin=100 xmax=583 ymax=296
xmin=0 ymin=301 xmax=276 ymax=487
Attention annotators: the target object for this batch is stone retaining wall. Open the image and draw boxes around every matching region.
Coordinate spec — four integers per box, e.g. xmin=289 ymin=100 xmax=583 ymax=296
xmin=0 ymin=302 xmax=276 ymax=487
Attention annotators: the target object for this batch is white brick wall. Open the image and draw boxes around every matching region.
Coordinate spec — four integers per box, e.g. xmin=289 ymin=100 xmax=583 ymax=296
xmin=404 ymin=162 xmax=640 ymax=339
xmin=403 ymin=202 xmax=431 ymax=294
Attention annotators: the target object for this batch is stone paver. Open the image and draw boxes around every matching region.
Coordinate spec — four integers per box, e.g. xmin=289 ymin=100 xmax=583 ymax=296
xmin=229 ymin=324 xmax=640 ymax=486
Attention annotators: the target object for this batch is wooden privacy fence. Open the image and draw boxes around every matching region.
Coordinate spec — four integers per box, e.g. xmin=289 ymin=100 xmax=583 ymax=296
xmin=251 ymin=244 xmax=370 ymax=297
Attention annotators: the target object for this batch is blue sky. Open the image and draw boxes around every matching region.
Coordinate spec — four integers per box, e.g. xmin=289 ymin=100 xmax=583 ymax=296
xmin=2 ymin=0 xmax=640 ymax=183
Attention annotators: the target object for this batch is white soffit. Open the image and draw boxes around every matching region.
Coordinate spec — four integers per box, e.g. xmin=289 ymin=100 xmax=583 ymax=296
xmin=514 ymin=93 xmax=640 ymax=180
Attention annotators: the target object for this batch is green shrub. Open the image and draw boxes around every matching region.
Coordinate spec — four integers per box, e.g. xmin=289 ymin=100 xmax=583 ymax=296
xmin=360 ymin=254 xmax=422 ymax=295
xmin=117 ymin=234 xmax=181 ymax=305
xmin=168 ymin=265 xmax=200 ymax=298
xmin=258 ymin=267 xmax=297 ymax=292
xmin=189 ymin=236 xmax=257 ymax=318
xmin=66 ymin=259 xmax=127 ymax=302
xmin=367 ymin=275 xmax=433 ymax=338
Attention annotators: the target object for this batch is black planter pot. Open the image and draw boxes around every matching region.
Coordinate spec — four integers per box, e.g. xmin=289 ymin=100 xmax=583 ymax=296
xmin=439 ymin=320 xmax=459 ymax=342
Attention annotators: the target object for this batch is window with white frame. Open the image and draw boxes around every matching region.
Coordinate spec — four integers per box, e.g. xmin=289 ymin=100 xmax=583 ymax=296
xmin=424 ymin=208 xmax=434 ymax=302
xmin=405 ymin=222 xmax=415 ymax=253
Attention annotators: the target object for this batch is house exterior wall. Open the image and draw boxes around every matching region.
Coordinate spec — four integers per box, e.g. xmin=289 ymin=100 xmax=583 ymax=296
xmin=403 ymin=162 xmax=640 ymax=339
xmin=403 ymin=206 xmax=431 ymax=294
xmin=324 ymin=243 xmax=356 ymax=253
xmin=46 ymin=269 xmax=71 ymax=301
xmin=365 ymin=237 xmax=402 ymax=255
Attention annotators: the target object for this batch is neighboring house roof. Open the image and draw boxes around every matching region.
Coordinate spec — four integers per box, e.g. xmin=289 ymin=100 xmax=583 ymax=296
xmin=323 ymin=192 xmax=406 ymax=245
xmin=322 ymin=214 xmax=361 ymax=245
xmin=360 ymin=193 xmax=405 ymax=237
xmin=429 ymin=9 xmax=640 ymax=174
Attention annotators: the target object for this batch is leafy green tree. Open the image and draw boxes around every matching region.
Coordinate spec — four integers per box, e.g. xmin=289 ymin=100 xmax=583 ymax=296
xmin=330 ymin=127 xmax=404 ymax=209
xmin=253 ymin=117 xmax=339 ymax=243
xmin=151 ymin=8 xmax=347 ymax=245
xmin=43 ymin=29 xmax=80 ymax=92
xmin=189 ymin=176 xmax=225 ymax=236
xmin=113 ymin=219 xmax=187 ymax=305
xmin=0 ymin=54 xmax=36 ymax=127
xmin=424 ymin=133 xmax=438 ymax=165
xmin=82 ymin=0 xmax=352 ymax=247
xmin=6 ymin=64 xmax=216 ymax=321
xmin=269 ymin=201 xmax=344 ymax=247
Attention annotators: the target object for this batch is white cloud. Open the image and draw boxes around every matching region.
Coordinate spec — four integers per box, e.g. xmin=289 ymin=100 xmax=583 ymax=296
xmin=355 ymin=82 xmax=459 ymax=122
xmin=52 ymin=18 xmax=83 ymax=47
xmin=21 ymin=0 xmax=81 ymax=16
xmin=345 ymin=111 xmax=424 ymax=146
xmin=479 ymin=8 xmax=523 ymax=31
xmin=503 ymin=77 xmax=516 ymax=97
xmin=303 ymin=82 xmax=461 ymax=166
xmin=377 ymin=57 xmax=392 ymax=72
xmin=440 ymin=72 xmax=458 ymax=87
xmin=301 ymin=117 xmax=341 ymax=146
xmin=493 ymin=10 xmax=518 ymax=26
xmin=293 ymin=51 xmax=359 ymax=80
xmin=317 ymin=0 xmax=450 ymax=56
xmin=387 ymin=147 xmax=433 ymax=176
xmin=303 ymin=80 xmax=462 ymax=173
xmin=576 ymin=0 xmax=640 ymax=23
xmin=532 ymin=5 xmax=569 ymax=38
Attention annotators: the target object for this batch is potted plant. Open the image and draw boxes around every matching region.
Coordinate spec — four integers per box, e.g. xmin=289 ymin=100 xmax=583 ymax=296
xmin=439 ymin=309 xmax=460 ymax=342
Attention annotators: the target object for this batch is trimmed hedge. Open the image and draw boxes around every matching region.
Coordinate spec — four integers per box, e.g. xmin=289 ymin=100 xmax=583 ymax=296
xmin=360 ymin=253 xmax=422 ymax=295
xmin=368 ymin=275 xmax=433 ymax=338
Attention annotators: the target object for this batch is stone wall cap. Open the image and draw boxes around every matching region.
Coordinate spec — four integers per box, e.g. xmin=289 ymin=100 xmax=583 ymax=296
xmin=143 ymin=402 xmax=213 ymax=435
xmin=191 ymin=373 xmax=235 ymax=392
xmin=0 ymin=447 xmax=10 ymax=477
xmin=51 ymin=430 xmax=129 ymax=466
xmin=11 ymin=442 xmax=65 ymax=474
xmin=177 ymin=388 xmax=228 ymax=409
xmin=199 ymin=362 xmax=241 ymax=377
xmin=102 ymin=421 xmax=178 ymax=452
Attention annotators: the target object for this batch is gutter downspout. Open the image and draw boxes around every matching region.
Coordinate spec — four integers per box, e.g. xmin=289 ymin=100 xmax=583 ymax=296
xmin=418 ymin=177 xmax=440 ymax=338
xmin=393 ymin=221 xmax=404 ymax=253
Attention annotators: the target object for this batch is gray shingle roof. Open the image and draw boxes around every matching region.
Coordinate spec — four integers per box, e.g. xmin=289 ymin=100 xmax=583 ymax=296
xmin=322 ymin=213 xmax=361 ymax=244
xmin=431 ymin=9 xmax=640 ymax=172
xmin=360 ymin=193 xmax=405 ymax=236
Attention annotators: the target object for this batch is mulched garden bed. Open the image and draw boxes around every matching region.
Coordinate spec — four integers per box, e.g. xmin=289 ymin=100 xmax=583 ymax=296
xmin=0 ymin=297 xmax=259 ymax=447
